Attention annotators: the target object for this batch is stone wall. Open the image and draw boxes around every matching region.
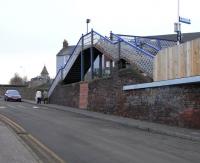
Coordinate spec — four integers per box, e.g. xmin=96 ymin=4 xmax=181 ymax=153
xmin=87 ymin=68 xmax=152 ymax=113
xmin=49 ymin=82 xmax=80 ymax=108
xmin=88 ymin=79 xmax=200 ymax=128
xmin=49 ymin=67 xmax=200 ymax=129
xmin=120 ymin=84 xmax=200 ymax=128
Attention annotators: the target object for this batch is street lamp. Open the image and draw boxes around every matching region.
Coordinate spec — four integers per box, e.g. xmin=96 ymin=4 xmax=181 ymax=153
xmin=86 ymin=19 xmax=91 ymax=33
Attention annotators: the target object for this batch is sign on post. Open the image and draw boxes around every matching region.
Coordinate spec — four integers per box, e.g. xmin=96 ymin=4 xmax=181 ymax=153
xmin=179 ymin=17 xmax=191 ymax=24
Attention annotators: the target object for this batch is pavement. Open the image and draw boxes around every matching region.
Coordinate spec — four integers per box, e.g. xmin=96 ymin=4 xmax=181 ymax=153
xmin=0 ymin=99 xmax=200 ymax=163
xmin=0 ymin=121 xmax=39 ymax=163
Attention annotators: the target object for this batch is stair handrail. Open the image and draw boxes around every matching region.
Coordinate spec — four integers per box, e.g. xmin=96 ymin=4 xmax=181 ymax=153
xmin=63 ymin=31 xmax=92 ymax=71
xmin=48 ymin=32 xmax=93 ymax=97
xmin=116 ymin=33 xmax=177 ymax=42
xmin=93 ymin=31 xmax=119 ymax=45
xmin=111 ymin=33 xmax=155 ymax=58
xmin=131 ymin=38 xmax=160 ymax=51
xmin=117 ymin=34 xmax=177 ymax=50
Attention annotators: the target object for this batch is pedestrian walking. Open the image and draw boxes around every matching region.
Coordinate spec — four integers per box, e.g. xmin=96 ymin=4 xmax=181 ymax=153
xmin=42 ymin=90 xmax=48 ymax=104
xmin=35 ymin=90 xmax=42 ymax=104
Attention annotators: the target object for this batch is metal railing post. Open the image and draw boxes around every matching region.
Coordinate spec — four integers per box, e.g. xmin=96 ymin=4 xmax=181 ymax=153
xmin=99 ymin=54 xmax=102 ymax=77
xmin=81 ymin=34 xmax=84 ymax=81
xmin=110 ymin=31 xmax=113 ymax=41
xmin=61 ymin=67 xmax=63 ymax=80
xmin=90 ymin=29 xmax=94 ymax=80
xmin=118 ymin=38 xmax=121 ymax=69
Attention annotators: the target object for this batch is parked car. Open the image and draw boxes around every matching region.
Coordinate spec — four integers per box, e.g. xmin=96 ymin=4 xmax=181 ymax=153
xmin=4 ymin=90 xmax=22 ymax=102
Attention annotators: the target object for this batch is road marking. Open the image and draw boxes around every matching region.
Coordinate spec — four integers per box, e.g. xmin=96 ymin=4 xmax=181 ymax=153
xmin=28 ymin=135 xmax=65 ymax=163
xmin=0 ymin=106 xmax=7 ymax=109
xmin=33 ymin=106 xmax=39 ymax=109
xmin=0 ymin=114 xmax=66 ymax=163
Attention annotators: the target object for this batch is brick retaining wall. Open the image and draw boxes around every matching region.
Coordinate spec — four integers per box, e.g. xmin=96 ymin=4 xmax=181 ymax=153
xmin=49 ymin=67 xmax=200 ymax=129
xmin=120 ymin=84 xmax=200 ymax=128
xmin=49 ymin=83 xmax=80 ymax=108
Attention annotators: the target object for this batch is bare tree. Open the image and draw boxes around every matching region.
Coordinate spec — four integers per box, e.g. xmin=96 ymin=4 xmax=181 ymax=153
xmin=9 ymin=73 xmax=25 ymax=85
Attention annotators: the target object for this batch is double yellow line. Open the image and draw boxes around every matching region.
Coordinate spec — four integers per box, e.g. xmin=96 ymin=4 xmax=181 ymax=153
xmin=0 ymin=114 xmax=66 ymax=163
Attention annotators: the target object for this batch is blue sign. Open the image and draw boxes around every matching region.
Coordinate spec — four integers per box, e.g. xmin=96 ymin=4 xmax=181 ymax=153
xmin=179 ymin=17 xmax=191 ymax=24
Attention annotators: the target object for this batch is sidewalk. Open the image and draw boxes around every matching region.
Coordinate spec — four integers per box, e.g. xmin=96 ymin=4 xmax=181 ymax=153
xmin=0 ymin=121 xmax=39 ymax=163
xmin=25 ymin=99 xmax=200 ymax=142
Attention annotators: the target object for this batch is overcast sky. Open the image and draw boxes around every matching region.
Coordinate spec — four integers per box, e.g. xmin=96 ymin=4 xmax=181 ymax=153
xmin=0 ymin=0 xmax=199 ymax=84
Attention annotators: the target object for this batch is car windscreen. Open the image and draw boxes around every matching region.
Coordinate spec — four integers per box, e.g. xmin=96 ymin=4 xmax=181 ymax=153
xmin=7 ymin=90 xmax=20 ymax=95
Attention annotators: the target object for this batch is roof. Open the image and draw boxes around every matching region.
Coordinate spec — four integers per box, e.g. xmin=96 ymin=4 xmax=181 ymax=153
xmin=41 ymin=66 xmax=49 ymax=75
xmin=56 ymin=46 xmax=76 ymax=56
xmin=147 ymin=32 xmax=200 ymax=43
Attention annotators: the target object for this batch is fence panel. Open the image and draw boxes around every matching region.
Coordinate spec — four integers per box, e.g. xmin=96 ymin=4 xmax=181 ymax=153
xmin=154 ymin=38 xmax=200 ymax=81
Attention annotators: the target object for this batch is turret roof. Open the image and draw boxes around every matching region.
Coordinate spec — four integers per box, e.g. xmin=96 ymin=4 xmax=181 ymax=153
xmin=41 ymin=65 xmax=49 ymax=75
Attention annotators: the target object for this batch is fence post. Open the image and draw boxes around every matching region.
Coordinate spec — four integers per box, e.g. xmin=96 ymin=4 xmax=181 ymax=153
xmin=90 ymin=29 xmax=94 ymax=80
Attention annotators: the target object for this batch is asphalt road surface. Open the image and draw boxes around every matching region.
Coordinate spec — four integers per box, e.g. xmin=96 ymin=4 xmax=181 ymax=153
xmin=0 ymin=99 xmax=200 ymax=163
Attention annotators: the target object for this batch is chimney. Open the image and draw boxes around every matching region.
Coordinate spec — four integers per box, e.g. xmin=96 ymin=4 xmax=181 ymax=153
xmin=63 ymin=39 xmax=68 ymax=48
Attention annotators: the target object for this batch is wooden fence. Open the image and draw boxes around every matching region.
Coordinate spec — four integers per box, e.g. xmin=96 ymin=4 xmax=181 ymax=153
xmin=153 ymin=38 xmax=200 ymax=81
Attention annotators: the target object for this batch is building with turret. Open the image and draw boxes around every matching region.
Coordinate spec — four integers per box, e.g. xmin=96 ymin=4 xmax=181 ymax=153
xmin=29 ymin=66 xmax=51 ymax=88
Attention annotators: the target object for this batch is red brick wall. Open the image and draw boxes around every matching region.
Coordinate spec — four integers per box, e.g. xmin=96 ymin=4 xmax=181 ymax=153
xmin=79 ymin=83 xmax=88 ymax=109
xmin=49 ymin=67 xmax=200 ymax=129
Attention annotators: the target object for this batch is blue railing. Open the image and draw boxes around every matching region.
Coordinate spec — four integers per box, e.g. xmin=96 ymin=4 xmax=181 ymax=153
xmin=116 ymin=34 xmax=177 ymax=52
xmin=93 ymin=31 xmax=118 ymax=44
xmin=111 ymin=33 xmax=155 ymax=58
xmin=49 ymin=29 xmax=164 ymax=97
xmin=117 ymin=33 xmax=176 ymax=42
xmin=48 ymin=32 xmax=93 ymax=97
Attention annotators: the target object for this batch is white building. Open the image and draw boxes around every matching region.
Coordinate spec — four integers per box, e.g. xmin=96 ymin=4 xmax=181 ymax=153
xmin=56 ymin=40 xmax=76 ymax=73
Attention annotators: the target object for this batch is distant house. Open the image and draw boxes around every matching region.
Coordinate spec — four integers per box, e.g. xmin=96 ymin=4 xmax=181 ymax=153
xmin=29 ymin=65 xmax=51 ymax=88
xmin=56 ymin=40 xmax=76 ymax=74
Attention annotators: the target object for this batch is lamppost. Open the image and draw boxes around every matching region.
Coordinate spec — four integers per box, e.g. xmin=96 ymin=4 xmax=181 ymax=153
xmin=86 ymin=19 xmax=91 ymax=33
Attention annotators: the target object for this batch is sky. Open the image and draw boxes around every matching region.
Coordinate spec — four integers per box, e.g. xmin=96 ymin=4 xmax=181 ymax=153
xmin=0 ymin=0 xmax=199 ymax=84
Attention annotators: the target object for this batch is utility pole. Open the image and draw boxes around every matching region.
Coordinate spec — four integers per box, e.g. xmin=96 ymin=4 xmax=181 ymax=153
xmin=174 ymin=0 xmax=191 ymax=44
xmin=174 ymin=0 xmax=181 ymax=44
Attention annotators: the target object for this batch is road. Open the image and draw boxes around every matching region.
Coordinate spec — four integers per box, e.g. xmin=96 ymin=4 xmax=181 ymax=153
xmin=0 ymin=99 xmax=200 ymax=163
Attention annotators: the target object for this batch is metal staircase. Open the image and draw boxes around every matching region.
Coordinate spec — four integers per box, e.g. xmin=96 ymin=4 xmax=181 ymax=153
xmin=117 ymin=34 xmax=177 ymax=54
xmin=48 ymin=30 xmax=176 ymax=97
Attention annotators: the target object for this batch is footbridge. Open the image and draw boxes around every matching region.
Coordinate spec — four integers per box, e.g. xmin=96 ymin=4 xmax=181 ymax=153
xmin=48 ymin=30 xmax=176 ymax=97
